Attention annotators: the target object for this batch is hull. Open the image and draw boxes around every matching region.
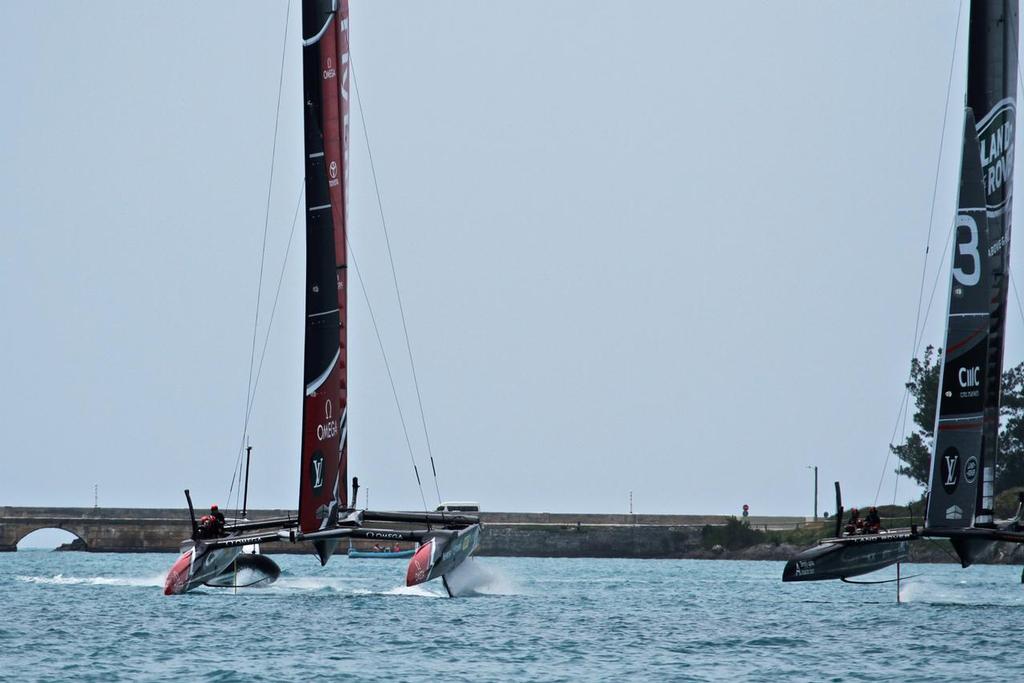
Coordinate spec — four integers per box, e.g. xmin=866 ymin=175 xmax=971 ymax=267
xmin=782 ymin=536 xmax=910 ymax=582
xmin=163 ymin=541 xmax=243 ymax=595
xmin=406 ymin=525 xmax=481 ymax=590
xmin=202 ymin=553 xmax=281 ymax=588
xmin=348 ymin=548 xmax=415 ymax=559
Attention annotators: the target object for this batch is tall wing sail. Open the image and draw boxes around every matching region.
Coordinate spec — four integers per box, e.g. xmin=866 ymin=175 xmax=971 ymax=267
xmin=925 ymin=0 xmax=1016 ymax=567
xmin=925 ymin=111 xmax=992 ymax=532
xmin=971 ymin=0 xmax=1016 ymax=529
xmin=298 ymin=0 xmax=346 ymax=565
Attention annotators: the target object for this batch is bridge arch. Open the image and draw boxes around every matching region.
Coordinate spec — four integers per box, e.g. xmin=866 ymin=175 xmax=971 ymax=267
xmin=1 ymin=520 xmax=93 ymax=551
xmin=16 ymin=526 xmax=88 ymax=550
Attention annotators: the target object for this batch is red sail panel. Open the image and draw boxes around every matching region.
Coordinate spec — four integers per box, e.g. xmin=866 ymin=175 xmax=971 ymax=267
xmin=298 ymin=1 xmax=345 ymax=547
xmin=299 ymin=363 xmax=343 ymax=534
xmin=315 ymin=1 xmax=350 ymax=510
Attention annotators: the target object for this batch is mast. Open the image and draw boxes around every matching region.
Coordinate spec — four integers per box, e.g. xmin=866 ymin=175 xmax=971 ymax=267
xmin=298 ymin=0 xmax=349 ymax=565
xmin=925 ymin=0 xmax=1017 ymax=567
xmin=242 ymin=442 xmax=252 ymax=519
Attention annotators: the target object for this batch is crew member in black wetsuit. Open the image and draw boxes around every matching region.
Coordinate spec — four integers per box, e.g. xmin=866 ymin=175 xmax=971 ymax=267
xmin=210 ymin=504 xmax=226 ymax=536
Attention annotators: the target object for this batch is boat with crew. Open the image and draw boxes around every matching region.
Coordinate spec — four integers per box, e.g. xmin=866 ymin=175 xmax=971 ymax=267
xmin=164 ymin=0 xmax=481 ymax=597
xmin=784 ymin=0 xmax=1024 ymax=585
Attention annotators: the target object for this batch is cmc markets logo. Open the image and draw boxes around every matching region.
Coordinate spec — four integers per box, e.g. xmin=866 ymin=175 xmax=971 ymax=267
xmin=310 ymin=452 xmax=325 ymax=493
xmin=940 ymin=447 xmax=960 ymax=494
xmin=958 ymin=366 xmax=980 ymax=388
xmin=976 ymin=99 xmax=1015 ymax=214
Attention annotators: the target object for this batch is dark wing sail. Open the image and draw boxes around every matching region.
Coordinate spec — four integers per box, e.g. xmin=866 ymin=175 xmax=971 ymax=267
xmin=925 ymin=110 xmax=991 ymax=533
xmin=298 ymin=0 xmax=346 ymax=565
xmin=971 ymin=0 xmax=1016 ymax=531
xmin=925 ymin=1 xmax=1016 ymax=567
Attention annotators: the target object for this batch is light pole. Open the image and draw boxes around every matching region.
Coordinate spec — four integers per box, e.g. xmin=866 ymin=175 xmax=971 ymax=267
xmin=806 ymin=465 xmax=818 ymax=519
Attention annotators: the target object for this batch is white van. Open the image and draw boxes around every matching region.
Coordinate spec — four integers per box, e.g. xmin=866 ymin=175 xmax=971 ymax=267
xmin=435 ymin=501 xmax=480 ymax=513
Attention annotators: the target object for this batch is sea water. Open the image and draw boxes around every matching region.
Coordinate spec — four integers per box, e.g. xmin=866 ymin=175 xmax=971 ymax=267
xmin=3 ymin=551 xmax=1023 ymax=682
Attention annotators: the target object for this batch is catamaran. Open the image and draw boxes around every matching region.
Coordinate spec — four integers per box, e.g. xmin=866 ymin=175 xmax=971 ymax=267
xmin=164 ymin=0 xmax=481 ymax=597
xmin=784 ymin=0 xmax=1021 ymax=584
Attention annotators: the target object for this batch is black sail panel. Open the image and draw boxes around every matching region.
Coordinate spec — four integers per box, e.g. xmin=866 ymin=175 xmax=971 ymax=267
xmin=970 ymin=0 xmax=1016 ymax=529
xmin=926 ymin=111 xmax=992 ymax=531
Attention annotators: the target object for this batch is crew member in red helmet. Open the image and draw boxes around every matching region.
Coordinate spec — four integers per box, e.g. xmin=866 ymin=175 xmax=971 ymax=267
xmin=209 ymin=504 xmax=226 ymax=536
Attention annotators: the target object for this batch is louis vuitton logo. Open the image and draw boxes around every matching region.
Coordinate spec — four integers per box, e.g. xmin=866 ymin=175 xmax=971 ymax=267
xmin=944 ymin=453 xmax=959 ymax=486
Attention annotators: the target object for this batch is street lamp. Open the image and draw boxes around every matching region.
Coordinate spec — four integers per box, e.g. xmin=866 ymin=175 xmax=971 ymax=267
xmin=806 ymin=465 xmax=818 ymax=520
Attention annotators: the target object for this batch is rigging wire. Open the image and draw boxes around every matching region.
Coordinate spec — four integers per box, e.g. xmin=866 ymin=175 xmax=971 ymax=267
xmin=226 ymin=1 xmax=292 ymax=513
xmin=1011 ymin=270 xmax=1024 ymax=329
xmin=873 ymin=3 xmax=963 ymax=505
xmin=226 ymin=184 xmax=306 ymax=515
xmin=872 ymin=153 xmax=956 ymax=505
xmin=892 ymin=389 xmax=909 ymax=505
xmin=349 ymin=57 xmax=445 ymax=506
xmin=248 ymin=185 xmax=306 ymax=424
xmin=346 ymin=235 xmax=430 ymax=513
xmin=909 ymin=0 xmax=964 ymax=357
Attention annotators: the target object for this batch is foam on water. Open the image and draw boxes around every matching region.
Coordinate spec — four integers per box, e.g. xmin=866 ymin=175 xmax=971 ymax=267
xmin=898 ymin=573 xmax=1024 ymax=606
xmin=15 ymin=573 xmax=166 ymax=588
xmin=355 ymin=584 xmax=445 ymax=598
xmin=444 ymin=558 xmax=522 ymax=596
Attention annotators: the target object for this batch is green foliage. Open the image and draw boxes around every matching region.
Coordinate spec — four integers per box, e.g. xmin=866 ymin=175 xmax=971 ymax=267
xmin=994 ymin=487 xmax=1024 ymax=519
xmin=701 ymin=517 xmax=764 ymax=550
xmin=889 ymin=346 xmax=941 ymax=487
xmin=891 ymin=346 xmax=1024 ymax=492
xmin=892 ymin=432 xmax=931 ymax=490
xmin=998 ymin=366 xmax=1024 ymax=490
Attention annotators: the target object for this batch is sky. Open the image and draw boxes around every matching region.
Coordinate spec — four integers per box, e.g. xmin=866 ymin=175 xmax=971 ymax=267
xmin=1 ymin=1 xmax=1021 ymax=517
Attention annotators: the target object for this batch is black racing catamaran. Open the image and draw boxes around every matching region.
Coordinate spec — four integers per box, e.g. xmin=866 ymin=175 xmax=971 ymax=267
xmin=784 ymin=0 xmax=1020 ymax=584
xmin=164 ymin=0 xmax=481 ymax=597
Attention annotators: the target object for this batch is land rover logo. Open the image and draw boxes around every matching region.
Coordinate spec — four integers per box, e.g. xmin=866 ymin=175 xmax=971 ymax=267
xmin=976 ymin=100 xmax=1015 ymax=214
xmin=310 ymin=452 xmax=325 ymax=493
xmin=940 ymin=447 xmax=960 ymax=495
xmin=964 ymin=455 xmax=979 ymax=484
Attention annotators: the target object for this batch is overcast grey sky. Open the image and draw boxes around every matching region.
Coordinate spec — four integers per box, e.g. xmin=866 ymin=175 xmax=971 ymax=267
xmin=1 ymin=1 xmax=1018 ymax=516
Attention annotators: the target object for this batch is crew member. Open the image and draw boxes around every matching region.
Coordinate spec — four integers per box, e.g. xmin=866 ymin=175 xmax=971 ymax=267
xmin=197 ymin=514 xmax=215 ymax=539
xmin=210 ymin=504 xmax=226 ymax=536
xmin=864 ymin=506 xmax=881 ymax=534
xmin=844 ymin=507 xmax=861 ymax=535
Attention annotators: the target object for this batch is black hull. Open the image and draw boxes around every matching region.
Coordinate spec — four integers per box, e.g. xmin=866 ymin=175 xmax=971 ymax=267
xmin=783 ymin=536 xmax=911 ymax=582
xmin=204 ymin=553 xmax=281 ymax=588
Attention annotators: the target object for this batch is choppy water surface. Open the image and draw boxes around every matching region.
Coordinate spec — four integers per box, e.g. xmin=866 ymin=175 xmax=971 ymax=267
xmin=3 ymin=552 xmax=1024 ymax=681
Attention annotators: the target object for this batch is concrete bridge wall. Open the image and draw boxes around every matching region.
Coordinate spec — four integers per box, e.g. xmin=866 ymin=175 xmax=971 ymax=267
xmin=0 ymin=507 xmax=806 ymax=557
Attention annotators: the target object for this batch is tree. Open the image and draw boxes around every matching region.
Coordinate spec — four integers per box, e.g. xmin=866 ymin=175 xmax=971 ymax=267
xmin=891 ymin=346 xmax=1024 ymax=491
xmin=891 ymin=346 xmax=941 ymax=487
xmin=998 ymin=364 xmax=1024 ymax=489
